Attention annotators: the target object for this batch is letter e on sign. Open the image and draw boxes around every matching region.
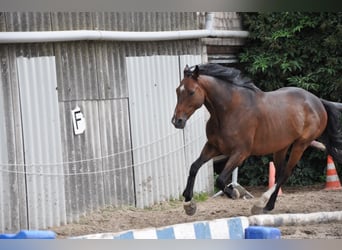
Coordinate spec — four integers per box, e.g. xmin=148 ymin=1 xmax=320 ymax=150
xmin=71 ymin=106 xmax=86 ymax=135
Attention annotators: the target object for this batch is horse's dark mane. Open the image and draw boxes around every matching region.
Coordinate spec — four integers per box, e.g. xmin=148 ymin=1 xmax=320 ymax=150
xmin=189 ymin=63 xmax=260 ymax=92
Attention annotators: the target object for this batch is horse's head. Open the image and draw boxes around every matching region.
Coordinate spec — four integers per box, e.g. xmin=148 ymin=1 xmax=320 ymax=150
xmin=172 ymin=65 xmax=205 ymax=129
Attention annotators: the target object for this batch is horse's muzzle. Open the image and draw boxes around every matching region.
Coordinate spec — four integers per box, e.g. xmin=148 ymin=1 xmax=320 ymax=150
xmin=171 ymin=116 xmax=186 ymax=129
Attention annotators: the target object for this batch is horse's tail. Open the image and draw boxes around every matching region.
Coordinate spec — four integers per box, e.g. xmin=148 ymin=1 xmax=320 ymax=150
xmin=320 ymin=99 xmax=342 ymax=163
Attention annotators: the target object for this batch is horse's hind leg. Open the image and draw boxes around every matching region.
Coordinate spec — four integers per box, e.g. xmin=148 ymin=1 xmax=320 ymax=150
xmin=252 ymin=142 xmax=310 ymax=214
xmin=263 ymin=147 xmax=289 ymax=211
xmin=251 ymin=147 xmax=289 ymax=215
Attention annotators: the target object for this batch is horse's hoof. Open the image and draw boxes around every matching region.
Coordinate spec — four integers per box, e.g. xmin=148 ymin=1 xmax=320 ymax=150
xmin=230 ymin=188 xmax=240 ymax=200
xmin=251 ymin=194 xmax=270 ymax=215
xmin=183 ymin=200 xmax=197 ymax=216
xmin=251 ymin=197 xmax=268 ymax=215
xmin=224 ymin=185 xmax=240 ymax=199
xmin=251 ymin=204 xmax=264 ymax=215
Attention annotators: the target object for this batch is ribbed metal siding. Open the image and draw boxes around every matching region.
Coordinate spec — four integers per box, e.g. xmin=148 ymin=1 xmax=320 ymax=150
xmin=98 ymin=99 xmax=135 ymax=207
xmin=0 ymin=69 xmax=8 ymax=230
xmin=54 ymin=39 xmax=134 ymax=222
xmin=0 ymin=11 xmax=217 ymax=231
xmin=54 ymin=40 xmax=201 ymax=108
xmin=179 ymin=55 xmax=213 ymax=192
xmin=55 ymin=42 xmax=99 ymax=102
xmin=16 ymin=56 xmax=66 ymax=229
xmin=55 ymin=41 xmax=129 ymax=102
xmin=51 ymin=12 xmax=94 ymax=30
xmin=0 ymin=13 xmax=6 ymax=31
xmin=0 ymin=46 xmax=11 ymax=232
xmin=58 ymin=100 xmax=105 ymax=222
xmin=95 ymin=42 xmax=128 ymax=99
xmin=58 ymin=99 xmax=134 ymax=223
xmin=127 ymin=55 xmax=182 ymax=208
xmin=4 ymin=12 xmax=52 ymax=31
xmin=126 ymin=55 xmax=213 ymax=208
xmin=123 ymin=40 xmax=202 ymax=58
xmin=0 ymin=45 xmax=27 ymax=233
xmin=93 ymin=12 xmax=199 ymax=31
xmin=2 ymin=12 xmax=200 ymax=32
xmin=0 ymin=49 xmax=16 ymax=232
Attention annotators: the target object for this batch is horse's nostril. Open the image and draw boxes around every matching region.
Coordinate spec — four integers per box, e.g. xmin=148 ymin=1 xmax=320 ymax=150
xmin=172 ymin=116 xmax=185 ymax=129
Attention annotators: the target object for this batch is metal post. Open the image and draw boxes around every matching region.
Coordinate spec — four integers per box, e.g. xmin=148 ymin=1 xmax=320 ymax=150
xmin=212 ymin=167 xmax=254 ymax=199
xmin=232 ymin=168 xmax=238 ymax=184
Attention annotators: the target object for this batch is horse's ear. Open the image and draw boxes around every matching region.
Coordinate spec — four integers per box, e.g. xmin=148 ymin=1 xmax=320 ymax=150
xmin=184 ymin=64 xmax=191 ymax=77
xmin=192 ymin=65 xmax=199 ymax=80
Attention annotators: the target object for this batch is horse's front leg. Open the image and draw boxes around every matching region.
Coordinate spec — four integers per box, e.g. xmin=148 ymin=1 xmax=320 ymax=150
xmin=183 ymin=142 xmax=219 ymax=215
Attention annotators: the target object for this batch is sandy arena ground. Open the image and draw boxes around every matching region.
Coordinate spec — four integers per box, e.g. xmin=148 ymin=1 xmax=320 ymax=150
xmin=50 ymin=184 xmax=342 ymax=239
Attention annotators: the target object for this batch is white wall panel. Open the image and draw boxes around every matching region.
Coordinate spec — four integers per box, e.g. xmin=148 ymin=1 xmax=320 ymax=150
xmin=127 ymin=55 xmax=213 ymax=208
xmin=179 ymin=55 xmax=214 ymax=193
xmin=16 ymin=56 xmax=66 ymax=229
xmin=0 ymin=64 xmax=10 ymax=232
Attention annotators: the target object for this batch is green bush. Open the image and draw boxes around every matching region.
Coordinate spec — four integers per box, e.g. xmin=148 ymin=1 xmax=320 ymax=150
xmin=239 ymin=12 xmax=342 ymax=99
xmin=236 ymin=12 xmax=342 ymax=186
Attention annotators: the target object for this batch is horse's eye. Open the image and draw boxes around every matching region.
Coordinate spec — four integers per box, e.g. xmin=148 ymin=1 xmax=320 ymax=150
xmin=189 ymin=91 xmax=195 ymax=96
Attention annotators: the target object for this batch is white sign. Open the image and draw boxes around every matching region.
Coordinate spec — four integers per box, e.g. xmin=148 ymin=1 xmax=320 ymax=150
xmin=71 ymin=106 xmax=86 ymax=135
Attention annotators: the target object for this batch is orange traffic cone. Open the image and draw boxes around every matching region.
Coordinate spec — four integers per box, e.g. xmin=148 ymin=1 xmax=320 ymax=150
xmin=268 ymin=161 xmax=282 ymax=195
xmin=324 ymin=155 xmax=342 ymax=190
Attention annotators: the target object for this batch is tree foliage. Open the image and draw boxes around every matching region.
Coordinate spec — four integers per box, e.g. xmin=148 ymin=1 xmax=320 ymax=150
xmin=239 ymin=12 xmax=342 ymax=99
xmin=236 ymin=12 xmax=342 ymax=186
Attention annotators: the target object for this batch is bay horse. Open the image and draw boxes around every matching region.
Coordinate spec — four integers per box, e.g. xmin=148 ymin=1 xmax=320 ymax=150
xmin=171 ymin=63 xmax=342 ymax=216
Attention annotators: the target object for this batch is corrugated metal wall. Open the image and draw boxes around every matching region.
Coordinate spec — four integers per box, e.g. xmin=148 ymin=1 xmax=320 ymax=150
xmin=0 ymin=12 xmax=240 ymax=233
xmin=55 ymin=40 xmax=135 ymax=222
xmin=126 ymin=55 xmax=213 ymax=208
xmin=0 ymin=48 xmax=15 ymax=232
xmin=1 ymin=12 xmax=199 ymax=32
xmin=97 ymin=99 xmax=134 ymax=207
xmin=58 ymin=100 xmax=134 ymax=223
xmin=0 ymin=45 xmax=27 ymax=233
xmin=16 ymin=56 xmax=66 ymax=229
